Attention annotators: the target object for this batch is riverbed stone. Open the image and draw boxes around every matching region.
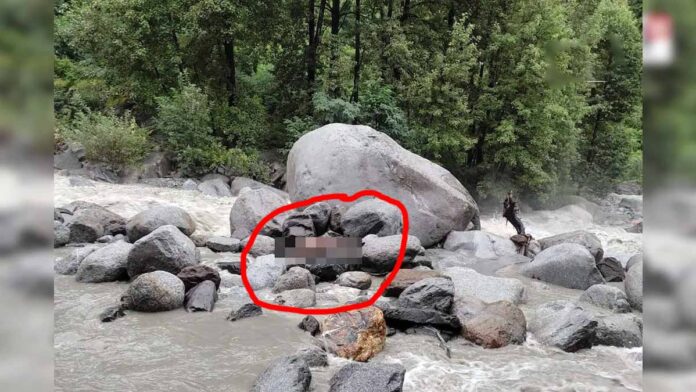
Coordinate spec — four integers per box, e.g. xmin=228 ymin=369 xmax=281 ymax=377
xmin=341 ymin=199 xmax=403 ymax=238
xmin=593 ymin=313 xmax=643 ymax=348
xmin=184 ymin=280 xmax=217 ymax=312
xmin=282 ymin=212 xmax=316 ymax=237
xmin=625 ymin=253 xmax=642 ymax=271
xmin=76 ymin=240 xmax=132 ymax=283
xmin=579 ymin=284 xmax=631 ymax=313
xmin=54 ymin=222 xmax=70 ymax=247
xmin=328 ymin=362 xmax=406 ymax=392
xmin=274 ymin=288 xmax=316 ymax=308
xmin=230 ymin=176 xmax=288 ymax=199
xmin=123 ymin=271 xmax=185 ymax=312
xmin=177 ymin=264 xmax=221 ymax=292
xmin=461 ymin=300 xmax=527 ymax=348
xmin=197 ymin=178 xmax=232 ymax=197
xmin=251 ymin=355 xmax=311 ymax=392
xmin=55 ymin=244 xmax=99 ymax=275
xmin=298 ymin=315 xmax=321 ymax=336
xmin=443 ymin=231 xmax=518 ymax=259
xmin=625 ymin=261 xmax=643 ymax=311
xmin=247 ymin=255 xmax=286 ymax=290
xmin=241 ymin=235 xmax=276 ymax=257
xmin=362 ymin=234 xmax=423 ymax=274
xmin=538 ymin=230 xmax=604 ymax=262
xmin=596 ymin=257 xmax=625 ymax=282
xmin=315 ymin=283 xmax=362 ymax=306
xmin=226 ymin=303 xmax=263 ymax=321
xmin=336 ymin=271 xmax=372 ymax=290
xmin=443 ymin=267 xmax=526 ymax=304
xmin=99 ymin=305 xmax=126 ymax=322
xmin=272 ymin=266 xmax=315 ymax=293
xmin=384 ymin=269 xmax=443 ymax=297
xmin=229 ymin=187 xmax=288 ymax=237
xmin=293 ymin=346 xmax=328 ymax=368
xmin=397 ymin=277 xmax=454 ymax=313
xmin=126 ymin=225 xmax=198 ymax=278
xmin=125 ymin=205 xmax=196 ymax=242
xmin=520 ymin=243 xmax=604 ymax=290
xmin=303 ymin=201 xmax=332 ymax=235
xmin=528 ymin=300 xmax=597 ymax=352
xmin=379 ymin=304 xmax=461 ymax=333
xmin=205 ymin=236 xmax=241 ymax=252
xmin=321 ymin=307 xmax=387 ymax=361
xmin=67 ymin=205 xmax=126 ymax=243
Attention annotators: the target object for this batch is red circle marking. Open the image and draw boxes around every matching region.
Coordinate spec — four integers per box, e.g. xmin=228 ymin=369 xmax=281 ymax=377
xmin=240 ymin=189 xmax=410 ymax=315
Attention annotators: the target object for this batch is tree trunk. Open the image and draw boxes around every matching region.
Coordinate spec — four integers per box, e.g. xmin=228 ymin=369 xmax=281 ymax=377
xmin=351 ymin=0 xmax=361 ymax=103
xmin=401 ymin=0 xmax=410 ymax=22
xmin=223 ymin=38 xmax=237 ymax=106
xmin=307 ymin=0 xmax=327 ymax=86
xmin=328 ymin=0 xmax=342 ymax=97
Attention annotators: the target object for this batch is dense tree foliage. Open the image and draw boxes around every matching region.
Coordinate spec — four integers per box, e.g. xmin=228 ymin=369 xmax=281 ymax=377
xmin=54 ymin=0 xmax=642 ymax=200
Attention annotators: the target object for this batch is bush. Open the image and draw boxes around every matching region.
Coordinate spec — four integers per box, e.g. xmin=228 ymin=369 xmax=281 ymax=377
xmin=62 ymin=111 xmax=151 ymax=170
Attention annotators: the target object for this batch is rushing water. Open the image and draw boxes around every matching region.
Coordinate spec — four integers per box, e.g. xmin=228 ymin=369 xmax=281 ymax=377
xmin=54 ymin=174 xmax=642 ymax=391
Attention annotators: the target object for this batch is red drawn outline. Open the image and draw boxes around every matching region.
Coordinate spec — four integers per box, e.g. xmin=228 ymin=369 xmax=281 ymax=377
xmin=240 ymin=189 xmax=409 ymax=315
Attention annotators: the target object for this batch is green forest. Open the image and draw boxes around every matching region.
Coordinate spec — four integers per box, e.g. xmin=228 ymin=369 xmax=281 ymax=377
xmin=54 ymin=0 xmax=643 ymax=203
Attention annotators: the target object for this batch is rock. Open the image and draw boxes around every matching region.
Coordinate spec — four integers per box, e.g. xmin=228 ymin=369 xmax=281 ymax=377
xmin=452 ymin=295 xmax=487 ymax=323
xmin=54 ymin=245 xmax=99 ymax=275
xmin=75 ymin=240 xmax=132 ymax=283
xmin=625 ymin=253 xmax=642 ymax=271
xmin=68 ymin=176 xmax=94 ymax=187
xmin=54 ymin=222 xmax=70 ymax=248
xmin=126 ymin=206 xmax=197 ymax=242
xmin=341 ymin=199 xmax=403 ymax=238
xmin=201 ymin=173 xmax=231 ymax=185
xmin=579 ymin=284 xmax=631 ymax=313
xmin=126 ymin=225 xmax=198 ymax=278
xmin=54 ymin=143 xmax=84 ymax=170
xmin=593 ymin=313 xmax=642 ymax=348
xmin=230 ymin=176 xmax=288 ymax=198
xmin=241 ymin=235 xmax=276 ymax=257
xmin=68 ymin=205 xmax=126 ymax=243
xmin=379 ymin=305 xmax=461 ymax=333
xmin=619 ymin=195 xmax=643 ymax=214
xmin=303 ymin=264 xmax=350 ymax=282
xmin=538 ymin=230 xmax=604 ymax=262
xmin=397 ymin=277 xmax=454 ymax=313
xmin=315 ymin=283 xmax=362 ymax=306
xmin=321 ymin=307 xmax=386 ymax=361
xmin=274 ymin=288 xmax=316 ymax=308
xmin=229 ymin=187 xmax=288 ymax=237
xmin=99 ymin=305 xmax=125 ymax=322
xmin=303 ymin=202 xmax=332 ymax=235
xmin=182 ymin=179 xmax=198 ymax=190
xmin=596 ymin=257 xmax=625 ymax=282
xmin=615 ymin=181 xmax=642 ymax=195
xmin=205 ymin=236 xmax=241 ymax=252
xmin=251 ymin=355 xmax=311 ymax=392
xmin=329 ymin=204 xmax=344 ymax=234
xmin=184 ymin=280 xmax=217 ymax=312
xmin=122 ymin=271 xmax=185 ymax=312
xmin=328 ymin=362 xmax=406 ymax=392
xmin=226 ymin=303 xmax=263 ymax=321
xmin=520 ymin=243 xmax=604 ymax=290
xmin=217 ymin=260 xmax=241 ymax=275
xmin=677 ymin=271 xmax=696 ymax=327
xmin=96 ymin=234 xmax=115 ymax=243
xmin=625 ymin=220 xmax=643 ymax=233
xmin=461 ymin=301 xmax=527 ymax=348
xmin=293 ymin=347 xmax=328 ymax=367
xmin=286 ymin=124 xmax=478 ymax=247
xmin=273 ymin=266 xmax=315 ymax=293
xmin=384 ymin=269 xmax=443 ymax=297
xmin=443 ymin=267 xmax=526 ymax=304
xmin=361 ymin=234 xmax=423 ymax=274
xmin=282 ymin=212 xmax=316 ymax=237
xmin=197 ymin=178 xmax=232 ymax=197
xmin=528 ymin=300 xmax=597 ymax=352
xmin=298 ymin=315 xmax=321 ymax=336
xmin=177 ymin=264 xmax=221 ymax=292
xmin=624 ymin=261 xmax=643 ymax=311
xmin=231 ymin=227 xmax=252 ymax=240
xmin=443 ymin=231 xmax=518 ymax=259
xmin=247 ymin=255 xmax=286 ymax=290
xmin=336 ymin=271 xmax=372 ymax=290
xmin=121 ymin=151 xmax=173 ymax=181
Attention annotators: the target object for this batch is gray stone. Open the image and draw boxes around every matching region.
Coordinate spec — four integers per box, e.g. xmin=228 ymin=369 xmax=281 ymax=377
xmin=619 ymin=195 xmax=643 ymax=214
xmin=201 ymin=173 xmax=231 ymax=185
xmin=54 ymin=222 xmax=70 ymax=248
xmin=625 ymin=253 xmax=642 ymax=271
xmin=579 ymin=284 xmax=631 ymax=313
xmin=303 ymin=202 xmax=332 ymax=235
xmin=272 ymin=266 xmax=315 ymax=293
xmin=54 ymin=143 xmax=84 ymax=170
xmin=596 ymin=257 xmax=625 ymax=282
xmin=121 ymin=151 xmax=173 ymax=182
xmin=528 ymin=300 xmax=597 ymax=352
xmin=177 ymin=264 xmax=221 ymax=292
xmin=298 ymin=315 xmax=321 ymax=336
xmin=126 ymin=225 xmax=198 ymax=278
xmin=520 ymin=243 xmax=604 ymax=290
xmin=443 ymin=231 xmax=518 ymax=259
xmin=336 ymin=271 xmax=372 ymax=290
xmin=539 ymin=230 xmax=604 ymax=262
xmin=182 ymin=179 xmax=198 ymax=190
xmin=96 ymin=234 xmax=114 ymax=243
xmin=229 ymin=187 xmax=288 ymax=237
xmin=198 ymin=178 xmax=232 ymax=198
xmin=123 ymin=271 xmax=185 ymax=312
xmin=67 ymin=205 xmax=126 ymax=243
xmin=384 ymin=269 xmax=443 ymax=297
xmin=184 ymin=280 xmax=217 ymax=312
xmin=68 ymin=176 xmax=94 ymax=187
xmin=615 ymin=181 xmax=642 ymax=195
xmin=76 ymin=240 xmax=132 ymax=283
xmin=126 ymin=205 xmax=197 ymax=242
xmin=397 ymin=277 xmax=454 ymax=313
xmin=593 ymin=313 xmax=642 ymax=348
xmin=461 ymin=300 xmax=527 ymax=348
xmin=315 ymin=283 xmax=362 ymax=306
xmin=226 ymin=303 xmax=263 ymax=321
xmin=99 ymin=305 xmax=125 ymax=322
xmin=361 ymin=234 xmax=423 ymax=274
xmin=251 ymin=355 xmax=311 ymax=392
xmin=443 ymin=267 xmax=526 ymax=304
xmin=230 ymin=176 xmax=288 ymax=198
xmin=329 ymin=362 xmax=405 ymax=392
xmin=54 ymin=245 xmax=99 ymax=275
xmin=274 ymin=288 xmax=316 ymax=308
xmin=625 ymin=261 xmax=643 ymax=311
xmin=205 ymin=236 xmax=241 ymax=252
xmin=293 ymin=346 xmax=328 ymax=367
xmin=379 ymin=304 xmax=461 ymax=333
xmin=286 ymin=124 xmax=478 ymax=247
xmin=341 ymin=199 xmax=403 ymax=238
xmin=282 ymin=212 xmax=316 ymax=237
xmin=241 ymin=235 xmax=276 ymax=257
xmin=677 ymin=271 xmax=696 ymax=327
xmin=247 ymin=255 xmax=285 ymax=290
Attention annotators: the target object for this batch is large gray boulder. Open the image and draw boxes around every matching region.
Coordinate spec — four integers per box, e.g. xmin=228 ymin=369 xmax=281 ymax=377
xmin=303 ymin=202 xmax=332 ymax=236
xmin=76 ymin=240 xmax=132 ymax=283
xmin=126 ymin=225 xmax=198 ymax=278
xmin=286 ymin=124 xmax=478 ymax=247
xmin=336 ymin=271 xmax=373 ymax=290
xmin=272 ymin=266 xmax=315 ymax=293
xmin=529 ymin=300 xmax=597 ymax=352
xmin=230 ymin=176 xmax=288 ymax=199
xmin=126 ymin=205 xmax=196 ymax=242
xmin=397 ymin=277 xmax=454 ymax=313
xmin=443 ymin=267 xmax=526 ymax=305
xmin=274 ymin=288 xmax=316 ymax=308
xmin=67 ymin=205 xmax=126 ymax=243
xmin=593 ymin=313 xmax=642 ymax=348
xmin=443 ymin=231 xmax=518 ymax=259
xmin=341 ymin=199 xmax=403 ymax=238
xmin=460 ymin=300 xmax=527 ymax=348
xmin=361 ymin=234 xmax=423 ymax=274
xmin=197 ymin=178 xmax=232 ymax=197
xmin=251 ymin=355 xmax=311 ymax=392
xmin=328 ymin=362 xmax=406 ymax=392
xmin=229 ymin=187 xmax=288 ymax=237
xmin=54 ymin=244 xmax=99 ymax=275
xmin=520 ymin=243 xmax=604 ymax=290
xmin=247 ymin=255 xmax=286 ymax=290
xmin=538 ymin=230 xmax=604 ymax=262
xmin=579 ymin=284 xmax=631 ymax=313
xmin=241 ymin=235 xmax=276 ymax=257
xmin=184 ymin=280 xmax=217 ymax=312
xmin=54 ymin=221 xmax=70 ymax=248
xmin=123 ymin=271 xmax=185 ymax=312
xmin=624 ymin=261 xmax=643 ymax=311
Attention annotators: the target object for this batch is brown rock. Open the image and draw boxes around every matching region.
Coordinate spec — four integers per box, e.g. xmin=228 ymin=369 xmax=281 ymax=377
xmin=461 ymin=301 xmax=527 ymax=348
xmin=320 ymin=307 xmax=386 ymax=361
xmin=177 ymin=264 xmax=221 ymax=292
xmin=384 ymin=269 xmax=444 ymax=297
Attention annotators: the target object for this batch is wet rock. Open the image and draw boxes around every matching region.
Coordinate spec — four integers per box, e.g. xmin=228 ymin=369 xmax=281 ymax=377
xmin=205 ymin=236 xmax=241 ymax=252
xmin=303 ymin=202 xmax=332 ymax=235
xmin=184 ymin=280 xmax=217 ymax=312
xmin=443 ymin=231 xmax=518 ymax=259
xmin=123 ymin=271 xmax=185 ymax=312
xmin=96 ymin=234 xmax=114 ymax=243
xmin=520 ymin=243 xmax=604 ymax=290
xmin=397 ymin=277 xmax=454 ymax=313
xmin=274 ymin=288 xmax=316 ymax=308
xmin=320 ymin=307 xmax=386 ymax=361
xmin=197 ymin=178 xmax=232 ymax=197
xmin=68 ymin=176 xmax=94 ymax=187
xmin=67 ymin=205 xmax=126 ymax=243
xmin=182 ymin=179 xmax=198 ymax=190
xmin=126 ymin=205 xmax=197 ymax=242
xmin=443 ymin=267 xmax=526 ymax=304
xmin=615 ymin=181 xmax=642 ymax=195
xmin=461 ymin=301 xmax=527 ymax=348
xmin=303 ymin=264 xmax=350 ymax=282
xmin=315 ymin=283 xmax=362 ymax=306
xmin=226 ymin=303 xmax=263 ymax=321
xmin=126 ymin=225 xmax=198 ymax=278
xmin=625 ymin=261 xmax=643 ymax=311
xmin=54 ymin=144 xmax=84 ymax=170
xmin=247 ymin=255 xmax=285 ymax=290
xmin=379 ymin=305 xmax=461 ymax=333
xmin=579 ymin=284 xmax=631 ymax=313
xmin=384 ymin=269 xmax=444 ymax=297
xmin=593 ymin=313 xmax=642 ymax=348
xmin=341 ymin=199 xmax=403 ymax=238
xmin=625 ymin=253 xmax=642 ymax=271
xmin=282 ymin=212 xmax=316 ymax=237
xmin=452 ymin=295 xmax=487 ymax=323
xmin=293 ymin=346 xmax=328 ymax=367
xmin=298 ymin=315 xmax=321 ymax=336
xmin=619 ymin=195 xmax=643 ymax=215
xmin=76 ymin=240 xmax=132 ymax=283
xmin=230 ymin=176 xmax=288 ymax=199
xmin=251 ymin=355 xmax=311 ymax=392
xmin=201 ymin=173 xmax=231 ymax=184
xmin=241 ymin=235 xmax=276 ymax=257
xmin=286 ymin=124 xmax=478 ymax=247
xmin=328 ymin=204 xmax=344 ymax=234
xmin=54 ymin=244 xmax=99 ymax=275
xmin=54 ymin=222 xmax=70 ymax=248
xmin=336 ymin=271 xmax=372 ymax=290
xmin=273 ymin=266 xmax=315 ymax=293
xmin=361 ymin=234 xmax=423 ymax=274
xmin=99 ymin=305 xmax=125 ymax=322
xmin=328 ymin=362 xmax=406 ymax=392
xmin=538 ymin=230 xmax=604 ymax=262
xmin=229 ymin=187 xmax=288 ymax=237
xmin=231 ymin=227 xmax=251 ymax=240
xmin=625 ymin=220 xmax=643 ymax=233
xmin=528 ymin=300 xmax=597 ymax=352
xmin=596 ymin=257 xmax=625 ymax=282
xmin=217 ymin=260 xmax=241 ymax=275
xmin=177 ymin=264 xmax=221 ymax=292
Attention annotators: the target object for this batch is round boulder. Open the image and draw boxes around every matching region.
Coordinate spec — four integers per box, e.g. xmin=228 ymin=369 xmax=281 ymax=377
xmin=229 ymin=187 xmax=288 ymax=237
xmin=76 ymin=240 xmax=132 ymax=283
xmin=625 ymin=261 xmax=643 ymax=311
xmin=341 ymin=199 xmax=402 ymax=238
xmin=321 ymin=306 xmax=387 ymax=361
xmin=579 ymin=284 xmax=631 ymax=313
xmin=336 ymin=271 xmax=372 ymax=290
xmin=123 ymin=271 xmax=185 ymax=312
xmin=126 ymin=225 xmax=198 ymax=278
xmin=329 ymin=362 xmax=405 ymax=392
xmin=461 ymin=301 xmax=527 ymax=348
xmin=251 ymin=355 xmax=311 ymax=392
xmin=528 ymin=300 xmax=597 ymax=352
xmin=520 ymin=243 xmax=605 ymax=290
xmin=272 ymin=266 xmax=315 ymax=293
xmin=125 ymin=205 xmax=196 ymax=242
xmin=361 ymin=234 xmax=423 ymax=274
xmin=538 ymin=230 xmax=604 ymax=262
xmin=177 ymin=264 xmax=221 ymax=292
